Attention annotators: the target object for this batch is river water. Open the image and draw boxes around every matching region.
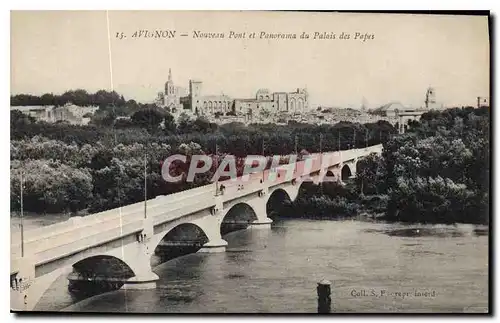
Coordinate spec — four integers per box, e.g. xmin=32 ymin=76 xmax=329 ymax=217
xmin=31 ymin=218 xmax=488 ymax=313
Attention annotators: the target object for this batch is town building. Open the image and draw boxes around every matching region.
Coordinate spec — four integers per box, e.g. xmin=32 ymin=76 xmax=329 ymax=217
xmin=156 ymin=69 xmax=309 ymax=117
xmin=233 ymin=88 xmax=309 ymax=117
xmin=188 ymin=79 xmax=233 ymax=115
xmin=370 ymin=102 xmax=408 ymax=118
xmin=11 ymin=104 xmax=98 ymax=125
xmin=477 ymin=96 xmax=489 ymax=108
xmin=370 ymin=87 xmax=444 ymax=133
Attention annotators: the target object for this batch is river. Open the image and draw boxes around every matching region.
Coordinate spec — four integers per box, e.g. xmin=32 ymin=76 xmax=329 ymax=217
xmin=30 ymin=218 xmax=488 ymax=313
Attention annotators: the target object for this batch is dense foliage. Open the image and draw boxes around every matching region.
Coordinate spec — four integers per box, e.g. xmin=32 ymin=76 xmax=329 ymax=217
xmin=11 ymin=106 xmax=395 ymax=215
xmin=357 ymin=106 xmax=489 ymax=224
xmin=278 ymin=182 xmax=361 ymax=219
xmin=12 ymin=90 xmax=124 ymax=108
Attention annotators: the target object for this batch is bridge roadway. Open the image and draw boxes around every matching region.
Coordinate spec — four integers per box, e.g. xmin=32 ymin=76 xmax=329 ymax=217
xmin=10 ymin=144 xmax=382 ymax=311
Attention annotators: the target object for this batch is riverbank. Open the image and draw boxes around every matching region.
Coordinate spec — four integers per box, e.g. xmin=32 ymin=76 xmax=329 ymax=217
xmin=273 ymin=181 xmax=386 ymax=221
xmin=276 ymin=181 xmax=488 ymax=225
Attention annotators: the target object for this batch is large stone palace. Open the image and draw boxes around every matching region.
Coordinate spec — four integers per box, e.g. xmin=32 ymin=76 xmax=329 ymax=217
xmin=155 ymin=69 xmax=309 ymax=116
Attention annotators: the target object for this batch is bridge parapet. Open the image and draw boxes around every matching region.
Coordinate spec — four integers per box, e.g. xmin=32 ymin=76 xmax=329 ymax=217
xmin=363 ymin=144 xmax=383 ymax=155
xmin=152 ymin=198 xmax=215 ymax=227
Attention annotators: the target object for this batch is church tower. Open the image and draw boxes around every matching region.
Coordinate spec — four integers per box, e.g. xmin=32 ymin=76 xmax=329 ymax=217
xmin=164 ymin=68 xmax=179 ymax=109
xmin=165 ymin=68 xmax=175 ymax=96
xmin=425 ymin=86 xmax=436 ymax=109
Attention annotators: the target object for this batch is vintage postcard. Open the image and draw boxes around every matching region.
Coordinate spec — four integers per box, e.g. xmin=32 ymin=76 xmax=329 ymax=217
xmin=10 ymin=11 xmax=490 ymax=314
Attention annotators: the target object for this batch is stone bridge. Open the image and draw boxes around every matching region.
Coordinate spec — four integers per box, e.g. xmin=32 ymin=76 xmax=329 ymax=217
xmin=10 ymin=144 xmax=382 ymax=311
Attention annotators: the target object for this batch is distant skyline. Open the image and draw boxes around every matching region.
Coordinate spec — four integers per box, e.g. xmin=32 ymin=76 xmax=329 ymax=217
xmin=11 ymin=11 xmax=489 ymax=109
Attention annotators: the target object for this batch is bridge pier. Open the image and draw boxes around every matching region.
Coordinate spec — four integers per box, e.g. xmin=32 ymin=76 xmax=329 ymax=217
xmin=249 ymin=217 xmax=273 ymax=229
xmin=247 ymin=189 xmax=274 ymax=229
xmin=121 ymin=258 xmax=159 ymax=290
xmin=349 ymin=159 xmax=357 ymax=178
xmin=198 ymin=238 xmax=228 ymax=253
xmin=122 ymin=272 xmax=159 ymax=290
xmin=192 ymin=208 xmax=228 ymax=253
xmin=117 ymin=233 xmax=159 ymax=290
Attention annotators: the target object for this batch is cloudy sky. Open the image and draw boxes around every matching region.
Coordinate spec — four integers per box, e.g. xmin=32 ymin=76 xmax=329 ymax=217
xmin=11 ymin=11 xmax=489 ymax=109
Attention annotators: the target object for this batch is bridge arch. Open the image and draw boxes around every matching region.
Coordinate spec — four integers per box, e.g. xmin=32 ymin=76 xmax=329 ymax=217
xmin=153 ymin=223 xmax=210 ymax=264
xmin=341 ymin=164 xmax=353 ymax=181
xmin=67 ymin=255 xmax=136 ymax=295
xmin=221 ymin=202 xmax=258 ymax=236
xmin=72 ymin=255 xmax=135 ymax=280
xmin=160 ymin=223 xmax=210 ymax=245
xmin=33 ymin=254 xmax=141 ymax=310
xmin=326 ymin=170 xmax=336 ymax=179
xmin=265 ymin=180 xmax=303 ymax=218
xmin=266 ymin=188 xmax=292 ymax=219
xmin=320 ymin=169 xmax=338 ymax=183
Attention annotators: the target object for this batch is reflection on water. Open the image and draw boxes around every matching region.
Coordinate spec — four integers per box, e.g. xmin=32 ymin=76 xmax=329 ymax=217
xmin=366 ymin=225 xmax=487 ymax=238
xmin=67 ymin=280 xmax=124 ymax=303
xmin=474 ymin=228 xmax=489 ymax=236
xmin=35 ymin=219 xmax=488 ymax=313
xmin=225 ymin=273 xmax=246 ymax=279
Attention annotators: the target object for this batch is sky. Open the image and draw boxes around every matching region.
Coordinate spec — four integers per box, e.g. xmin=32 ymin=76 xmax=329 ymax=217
xmin=11 ymin=11 xmax=490 ymax=109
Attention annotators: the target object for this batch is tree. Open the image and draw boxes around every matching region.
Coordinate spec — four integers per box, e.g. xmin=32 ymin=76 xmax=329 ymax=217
xmin=11 ymin=110 xmax=36 ymax=127
xmin=130 ymin=108 xmax=166 ymax=132
xmin=176 ymin=113 xmax=193 ymax=134
xmin=11 ymin=160 xmax=93 ymax=213
xmin=192 ymin=117 xmax=217 ymax=133
xmin=386 ymin=176 xmax=477 ymax=224
xmin=355 ymin=153 xmax=386 ymax=195
xmin=163 ymin=113 xmax=176 ymax=134
xmin=99 ymin=110 xmax=117 ymax=127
